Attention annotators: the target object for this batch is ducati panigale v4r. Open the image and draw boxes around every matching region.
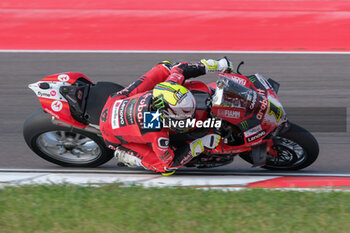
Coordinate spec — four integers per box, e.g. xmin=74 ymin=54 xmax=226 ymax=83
xmin=24 ymin=65 xmax=319 ymax=170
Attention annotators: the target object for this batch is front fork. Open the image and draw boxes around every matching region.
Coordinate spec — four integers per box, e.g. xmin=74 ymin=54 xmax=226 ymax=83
xmin=266 ymin=121 xmax=290 ymax=158
xmin=248 ymin=121 xmax=290 ymax=166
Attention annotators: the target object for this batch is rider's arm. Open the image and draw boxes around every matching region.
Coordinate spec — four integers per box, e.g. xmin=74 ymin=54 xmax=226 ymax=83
xmin=113 ymin=57 xmax=232 ymax=98
xmin=166 ymin=57 xmax=233 ymax=84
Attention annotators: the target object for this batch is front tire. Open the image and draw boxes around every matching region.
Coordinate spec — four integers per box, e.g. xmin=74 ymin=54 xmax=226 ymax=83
xmin=23 ymin=109 xmax=114 ymax=167
xmin=240 ymin=122 xmax=319 ymax=170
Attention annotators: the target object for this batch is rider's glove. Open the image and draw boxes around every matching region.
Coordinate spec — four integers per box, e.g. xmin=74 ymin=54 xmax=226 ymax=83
xmin=189 ymin=134 xmax=221 ymax=157
xmin=201 ymin=57 xmax=233 ymax=73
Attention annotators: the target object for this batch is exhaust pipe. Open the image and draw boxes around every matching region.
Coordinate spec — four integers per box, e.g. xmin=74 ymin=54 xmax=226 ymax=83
xmin=51 ymin=117 xmax=102 ymax=135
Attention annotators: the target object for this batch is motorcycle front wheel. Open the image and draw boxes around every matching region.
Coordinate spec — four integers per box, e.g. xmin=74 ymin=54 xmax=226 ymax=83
xmin=239 ymin=122 xmax=319 ymax=170
xmin=23 ymin=109 xmax=114 ymax=167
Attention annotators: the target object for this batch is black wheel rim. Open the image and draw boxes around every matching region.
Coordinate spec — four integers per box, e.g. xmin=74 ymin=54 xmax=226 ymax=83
xmin=266 ymin=137 xmax=307 ymax=169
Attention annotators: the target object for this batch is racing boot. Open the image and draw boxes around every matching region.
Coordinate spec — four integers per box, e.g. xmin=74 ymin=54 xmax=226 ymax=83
xmin=200 ymin=57 xmax=233 ymax=73
xmin=161 ymin=170 xmax=176 ymax=176
xmin=114 ymin=149 xmax=143 ymax=168
xmin=158 ymin=60 xmax=173 ymax=71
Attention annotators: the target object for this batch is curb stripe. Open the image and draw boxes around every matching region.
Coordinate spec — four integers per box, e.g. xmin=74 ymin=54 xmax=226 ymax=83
xmin=247 ymin=177 xmax=350 ymax=188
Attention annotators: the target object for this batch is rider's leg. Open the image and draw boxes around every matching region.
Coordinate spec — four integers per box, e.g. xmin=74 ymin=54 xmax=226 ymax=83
xmin=116 ymin=63 xmax=171 ymax=97
xmin=115 ymin=143 xmax=171 ymax=173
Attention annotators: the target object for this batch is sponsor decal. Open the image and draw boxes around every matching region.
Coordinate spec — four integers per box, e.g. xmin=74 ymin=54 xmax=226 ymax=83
xmin=57 ymin=74 xmax=70 ymax=82
xmin=232 ymin=76 xmax=247 ymax=86
xmin=144 ymin=110 xmax=161 ymax=129
xmin=256 ymin=89 xmax=268 ymax=120
xmin=268 ymin=100 xmax=283 ymax=122
xmin=126 ymin=98 xmax=137 ymax=125
xmin=111 ymin=100 xmax=122 ymax=129
xmin=37 ymin=91 xmax=51 ymax=98
xmin=44 ymin=107 xmax=60 ymax=119
xmin=168 ymin=73 xmax=183 ymax=82
xmin=51 ymin=100 xmax=63 ymax=112
xmin=249 ymin=91 xmax=258 ymax=109
xmin=136 ymin=93 xmax=152 ymax=129
xmin=50 ymin=90 xmax=56 ymax=96
xmin=244 ymin=125 xmax=263 ymax=138
xmin=256 ymin=88 xmax=265 ymax=96
xmin=256 ymin=98 xmax=268 ymax=120
xmin=100 ymin=108 xmax=108 ymax=122
xmin=118 ymin=100 xmax=129 ymax=127
xmin=153 ymin=95 xmax=165 ymax=110
xmin=240 ymin=120 xmax=249 ymax=130
xmin=174 ymin=90 xmax=185 ymax=101
xmin=217 ymin=109 xmax=241 ymax=119
xmin=248 ymin=76 xmax=257 ymax=83
xmin=247 ymin=130 xmax=266 ymax=142
xmin=158 ymin=137 xmax=169 ymax=148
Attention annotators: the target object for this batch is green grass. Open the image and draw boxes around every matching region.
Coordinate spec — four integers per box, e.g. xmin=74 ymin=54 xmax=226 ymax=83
xmin=0 ymin=184 xmax=350 ymax=233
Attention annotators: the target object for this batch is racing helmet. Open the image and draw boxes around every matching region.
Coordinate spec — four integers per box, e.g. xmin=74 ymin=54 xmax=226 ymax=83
xmin=152 ymin=82 xmax=196 ymax=131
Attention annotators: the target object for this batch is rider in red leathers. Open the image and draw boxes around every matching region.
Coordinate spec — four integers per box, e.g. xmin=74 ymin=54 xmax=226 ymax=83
xmin=99 ymin=58 xmax=232 ymax=174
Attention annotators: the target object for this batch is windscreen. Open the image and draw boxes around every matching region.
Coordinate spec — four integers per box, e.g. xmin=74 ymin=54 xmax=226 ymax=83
xmin=213 ymin=76 xmax=257 ymax=110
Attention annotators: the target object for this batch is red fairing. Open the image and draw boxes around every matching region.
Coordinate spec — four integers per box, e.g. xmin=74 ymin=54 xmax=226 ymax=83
xmin=210 ymin=72 xmax=286 ymax=146
xmin=41 ymin=72 xmax=94 ymax=85
xmin=207 ymin=82 xmax=216 ymax=90
xmin=38 ymin=97 xmax=87 ymax=128
xmin=183 ymin=80 xmax=212 ymax=94
xmin=34 ymin=72 xmax=93 ymax=128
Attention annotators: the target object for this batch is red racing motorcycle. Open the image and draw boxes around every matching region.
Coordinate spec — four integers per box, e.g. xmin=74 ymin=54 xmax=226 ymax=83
xmin=24 ymin=65 xmax=319 ymax=170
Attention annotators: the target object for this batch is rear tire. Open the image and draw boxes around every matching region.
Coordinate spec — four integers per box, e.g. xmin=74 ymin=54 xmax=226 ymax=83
xmin=239 ymin=122 xmax=319 ymax=170
xmin=23 ymin=109 xmax=114 ymax=167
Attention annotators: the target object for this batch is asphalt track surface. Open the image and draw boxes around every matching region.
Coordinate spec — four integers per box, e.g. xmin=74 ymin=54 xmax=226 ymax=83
xmin=0 ymin=52 xmax=349 ymax=174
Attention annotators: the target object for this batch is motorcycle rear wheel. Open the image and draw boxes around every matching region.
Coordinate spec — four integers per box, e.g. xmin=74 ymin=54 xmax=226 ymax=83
xmin=23 ymin=109 xmax=114 ymax=167
xmin=239 ymin=122 xmax=319 ymax=170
